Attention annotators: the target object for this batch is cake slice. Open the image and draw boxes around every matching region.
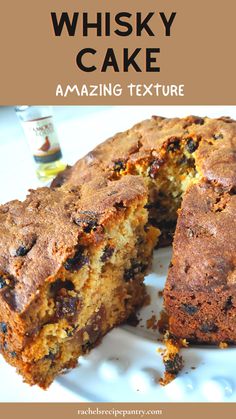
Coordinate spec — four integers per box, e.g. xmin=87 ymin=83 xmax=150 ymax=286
xmin=0 ymin=174 xmax=158 ymax=388
xmin=164 ymin=181 xmax=236 ymax=343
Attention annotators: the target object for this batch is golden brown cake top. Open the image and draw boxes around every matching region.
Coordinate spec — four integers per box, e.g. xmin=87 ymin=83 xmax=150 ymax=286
xmin=167 ymin=181 xmax=236 ymax=292
xmin=53 ymin=115 xmax=236 ymax=190
xmin=0 ymin=174 xmax=147 ymax=313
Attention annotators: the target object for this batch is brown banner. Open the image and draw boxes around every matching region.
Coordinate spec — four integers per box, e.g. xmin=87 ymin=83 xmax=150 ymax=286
xmin=0 ymin=403 xmax=236 ymax=419
xmin=0 ymin=0 xmax=235 ymax=104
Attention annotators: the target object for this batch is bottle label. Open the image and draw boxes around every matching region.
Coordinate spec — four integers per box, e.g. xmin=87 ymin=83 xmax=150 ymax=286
xmin=22 ymin=116 xmax=62 ymax=163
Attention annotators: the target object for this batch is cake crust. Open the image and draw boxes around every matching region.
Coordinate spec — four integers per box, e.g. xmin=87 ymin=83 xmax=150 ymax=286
xmin=52 ymin=115 xmax=236 ymax=190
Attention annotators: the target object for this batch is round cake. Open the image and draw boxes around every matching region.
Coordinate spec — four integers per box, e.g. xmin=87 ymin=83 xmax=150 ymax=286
xmin=0 ymin=114 xmax=235 ymax=388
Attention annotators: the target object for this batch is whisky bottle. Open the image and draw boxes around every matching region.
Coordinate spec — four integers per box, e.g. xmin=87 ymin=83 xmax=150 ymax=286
xmin=15 ymin=106 xmax=66 ymax=182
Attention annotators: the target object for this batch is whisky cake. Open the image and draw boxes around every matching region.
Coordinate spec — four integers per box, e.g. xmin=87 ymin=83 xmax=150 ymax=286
xmin=1 ymin=114 xmax=236 ymax=387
